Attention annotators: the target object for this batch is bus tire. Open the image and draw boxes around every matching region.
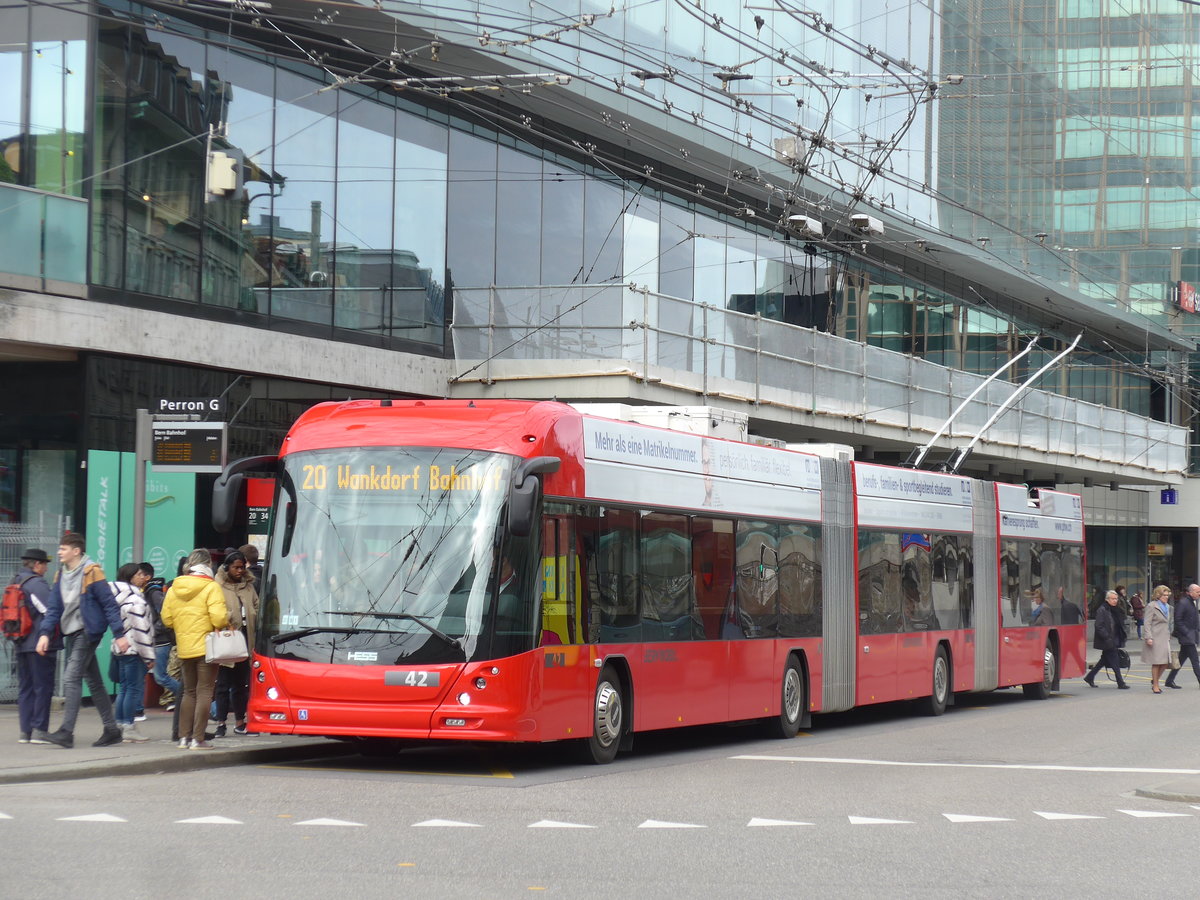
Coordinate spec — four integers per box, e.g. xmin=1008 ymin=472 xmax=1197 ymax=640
xmin=1023 ymin=642 xmax=1057 ymax=700
xmin=767 ymin=656 xmax=805 ymax=739
xmin=919 ymin=647 xmax=950 ymax=716
xmin=580 ymin=665 xmax=624 ymax=765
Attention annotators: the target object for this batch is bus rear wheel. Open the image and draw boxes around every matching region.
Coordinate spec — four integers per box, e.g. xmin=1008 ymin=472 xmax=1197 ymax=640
xmin=767 ymin=656 xmax=805 ymax=738
xmin=918 ymin=648 xmax=950 ymax=716
xmin=580 ymin=665 xmax=624 ymax=764
xmin=1023 ymin=643 xmax=1056 ymax=700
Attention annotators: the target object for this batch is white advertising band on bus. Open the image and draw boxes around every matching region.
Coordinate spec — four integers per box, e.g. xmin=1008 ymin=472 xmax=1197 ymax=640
xmin=854 ymin=463 xmax=974 ymax=533
xmin=581 ymin=417 xmax=822 ymax=522
xmin=996 ymin=482 xmax=1084 ymax=542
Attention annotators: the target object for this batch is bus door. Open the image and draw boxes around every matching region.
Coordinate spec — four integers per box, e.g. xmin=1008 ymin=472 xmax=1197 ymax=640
xmin=856 ymin=569 xmax=900 ymax=705
xmin=539 ymin=512 xmax=584 ymax=648
xmin=535 ymin=508 xmax=596 ymax=736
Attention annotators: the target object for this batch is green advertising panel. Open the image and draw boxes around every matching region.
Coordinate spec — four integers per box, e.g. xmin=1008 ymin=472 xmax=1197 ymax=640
xmin=85 ymin=450 xmax=196 ymax=692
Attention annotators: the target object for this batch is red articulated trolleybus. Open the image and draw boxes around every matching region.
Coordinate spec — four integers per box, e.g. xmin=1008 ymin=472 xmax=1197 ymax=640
xmin=212 ymin=399 xmax=1086 ymax=763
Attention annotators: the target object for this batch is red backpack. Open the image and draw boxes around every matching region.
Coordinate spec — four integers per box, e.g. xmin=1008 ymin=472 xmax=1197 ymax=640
xmin=2 ymin=576 xmax=35 ymax=641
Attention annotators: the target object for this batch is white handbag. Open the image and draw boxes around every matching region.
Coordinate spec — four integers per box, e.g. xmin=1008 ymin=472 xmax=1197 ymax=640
xmin=205 ymin=628 xmax=249 ymax=664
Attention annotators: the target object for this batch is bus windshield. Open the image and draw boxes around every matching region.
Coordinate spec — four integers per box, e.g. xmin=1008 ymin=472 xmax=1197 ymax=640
xmin=260 ymin=446 xmax=519 ymax=665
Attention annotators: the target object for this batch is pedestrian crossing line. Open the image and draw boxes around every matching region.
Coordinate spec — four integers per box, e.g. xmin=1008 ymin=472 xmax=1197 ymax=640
xmin=295 ymin=818 xmax=366 ymax=827
xmin=176 ymin=816 xmax=243 ymax=825
xmin=733 ymin=754 xmax=1200 ymax=776
xmin=942 ymin=814 xmax=1013 ymax=823
xmin=848 ymin=816 xmax=914 ymax=825
xmin=412 ymin=819 xmax=481 ymax=828
xmin=7 ymin=808 xmax=1198 ymax=828
xmin=747 ymin=818 xmax=813 ymax=827
xmin=57 ymin=813 xmax=127 ymax=823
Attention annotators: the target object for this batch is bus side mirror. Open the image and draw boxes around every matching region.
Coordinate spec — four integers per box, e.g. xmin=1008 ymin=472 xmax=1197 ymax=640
xmin=509 ymin=456 xmax=560 ymax=538
xmin=213 ymin=473 xmax=245 ymax=534
xmin=212 ymin=455 xmax=279 ymax=533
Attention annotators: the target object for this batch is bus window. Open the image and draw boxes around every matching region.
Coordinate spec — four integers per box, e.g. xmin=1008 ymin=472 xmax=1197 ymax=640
xmin=693 ymin=517 xmax=734 ymax=639
xmin=778 ymin=523 xmax=821 ymax=638
xmin=640 ymin=513 xmax=698 ymax=641
xmin=594 ymin=507 xmax=640 ymax=643
xmin=735 ymin=522 xmax=779 ymax=638
xmin=858 ymin=532 xmax=902 ymax=634
xmin=492 ymin=525 xmax=538 ymax=656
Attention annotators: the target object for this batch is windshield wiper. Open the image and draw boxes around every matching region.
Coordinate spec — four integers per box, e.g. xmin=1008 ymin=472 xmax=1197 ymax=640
xmin=272 ymin=626 xmax=368 ymax=645
xmin=325 ymin=610 xmax=463 ymax=651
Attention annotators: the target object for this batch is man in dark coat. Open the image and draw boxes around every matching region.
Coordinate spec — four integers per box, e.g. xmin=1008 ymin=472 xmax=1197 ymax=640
xmin=1083 ymin=590 xmax=1129 ymax=689
xmin=1165 ymin=583 xmax=1200 ymax=689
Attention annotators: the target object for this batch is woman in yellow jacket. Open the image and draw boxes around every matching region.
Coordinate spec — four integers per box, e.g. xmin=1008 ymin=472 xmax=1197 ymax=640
xmin=162 ymin=549 xmax=229 ymax=749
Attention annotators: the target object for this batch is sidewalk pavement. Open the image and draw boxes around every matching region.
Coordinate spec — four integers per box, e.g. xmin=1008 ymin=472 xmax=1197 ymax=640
xmin=0 ymin=704 xmax=356 ymax=785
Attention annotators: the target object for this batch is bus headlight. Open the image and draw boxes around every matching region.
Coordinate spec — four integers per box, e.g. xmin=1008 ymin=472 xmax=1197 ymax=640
xmin=474 ymin=677 xmax=487 ymax=690
xmin=457 ymin=692 xmax=472 ymax=706
xmin=266 ymin=687 xmax=280 ymax=700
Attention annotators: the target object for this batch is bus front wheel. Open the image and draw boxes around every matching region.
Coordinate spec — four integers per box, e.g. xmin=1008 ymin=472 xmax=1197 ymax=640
xmin=580 ymin=665 xmax=624 ymax=764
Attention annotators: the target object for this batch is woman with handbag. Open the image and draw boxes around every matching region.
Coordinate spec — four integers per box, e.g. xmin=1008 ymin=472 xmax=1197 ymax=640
xmin=161 ymin=549 xmax=229 ymax=749
xmin=1141 ymin=584 xmax=1173 ymax=693
xmin=212 ymin=550 xmax=258 ymax=737
xmin=1083 ymin=589 xmax=1129 ymax=689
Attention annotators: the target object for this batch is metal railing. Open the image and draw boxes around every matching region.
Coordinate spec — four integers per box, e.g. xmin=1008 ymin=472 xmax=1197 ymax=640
xmin=0 ymin=183 xmax=87 ymax=291
xmin=451 ymin=284 xmax=1188 ymax=477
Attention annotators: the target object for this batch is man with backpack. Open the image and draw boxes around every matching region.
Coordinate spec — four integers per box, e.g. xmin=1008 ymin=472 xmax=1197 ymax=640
xmin=6 ymin=548 xmax=58 ymax=743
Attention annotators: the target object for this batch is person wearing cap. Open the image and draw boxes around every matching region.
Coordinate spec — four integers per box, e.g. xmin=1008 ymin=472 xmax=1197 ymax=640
xmin=9 ymin=548 xmax=58 ymax=743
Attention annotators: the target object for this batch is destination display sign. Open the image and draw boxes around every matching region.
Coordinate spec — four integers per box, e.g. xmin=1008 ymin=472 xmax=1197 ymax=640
xmin=298 ymin=462 xmax=506 ymax=494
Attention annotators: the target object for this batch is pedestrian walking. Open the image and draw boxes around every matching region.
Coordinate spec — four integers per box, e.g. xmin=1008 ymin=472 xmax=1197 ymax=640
xmin=1083 ymin=590 xmax=1129 ymax=689
xmin=1142 ymin=584 xmax=1173 ymax=693
xmin=1129 ymin=589 xmax=1145 ymax=639
xmin=161 ymin=549 xmax=229 ymax=750
xmin=1164 ymin=583 xmax=1200 ymax=689
xmin=9 ymin=548 xmax=59 ymax=742
xmin=37 ymin=532 xmax=128 ymax=748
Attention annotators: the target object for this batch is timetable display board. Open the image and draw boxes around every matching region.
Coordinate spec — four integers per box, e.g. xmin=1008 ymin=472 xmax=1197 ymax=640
xmin=151 ymin=422 xmax=227 ymax=473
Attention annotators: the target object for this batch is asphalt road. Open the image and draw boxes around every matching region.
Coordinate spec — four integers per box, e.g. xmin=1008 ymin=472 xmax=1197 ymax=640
xmin=4 ymin=667 xmax=1199 ymax=898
